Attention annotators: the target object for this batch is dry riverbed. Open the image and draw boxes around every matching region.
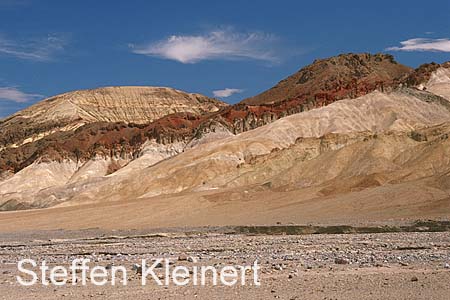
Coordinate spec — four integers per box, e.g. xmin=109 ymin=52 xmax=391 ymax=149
xmin=0 ymin=229 xmax=450 ymax=299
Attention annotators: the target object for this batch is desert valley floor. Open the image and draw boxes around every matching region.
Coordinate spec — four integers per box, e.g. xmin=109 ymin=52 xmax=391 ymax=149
xmin=1 ymin=227 xmax=450 ymax=300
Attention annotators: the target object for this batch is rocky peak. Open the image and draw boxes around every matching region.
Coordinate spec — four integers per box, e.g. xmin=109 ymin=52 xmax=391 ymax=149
xmin=242 ymin=53 xmax=412 ymax=105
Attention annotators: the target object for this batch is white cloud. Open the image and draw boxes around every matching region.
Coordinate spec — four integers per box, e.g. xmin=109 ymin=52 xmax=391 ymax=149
xmin=213 ymin=88 xmax=244 ymax=98
xmin=0 ymin=33 xmax=67 ymax=61
xmin=0 ymin=87 xmax=43 ymax=103
xmin=130 ymin=29 xmax=279 ymax=63
xmin=386 ymin=38 xmax=450 ymax=52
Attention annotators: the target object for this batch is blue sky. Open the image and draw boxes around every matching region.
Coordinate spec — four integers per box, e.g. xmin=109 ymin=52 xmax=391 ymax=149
xmin=0 ymin=0 xmax=450 ymax=117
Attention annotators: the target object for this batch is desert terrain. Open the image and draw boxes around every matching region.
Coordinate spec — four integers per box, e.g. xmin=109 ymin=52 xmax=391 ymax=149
xmin=1 ymin=227 xmax=450 ymax=300
xmin=1 ymin=53 xmax=450 ymax=299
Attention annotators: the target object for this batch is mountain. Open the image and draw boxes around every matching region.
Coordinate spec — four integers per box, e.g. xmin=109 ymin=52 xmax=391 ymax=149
xmin=0 ymin=86 xmax=227 ymax=153
xmin=1 ymin=53 xmax=450 ymax=228
xmin=243 ymin=53 xmax=412 ymax=105
xmin=191 ymin=53 xmax=414 ymax=137
xmin=2 ymin=54 xmax=413 ymax=178
xmin=0 ymin=86 xmax=227 ymax=174
xmin=17 ymin=87 xmax=448 ymax=207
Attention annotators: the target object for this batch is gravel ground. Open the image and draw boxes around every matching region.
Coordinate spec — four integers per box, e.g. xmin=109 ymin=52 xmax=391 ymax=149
xmin=1 ymin=231 xmax=450 ymax=299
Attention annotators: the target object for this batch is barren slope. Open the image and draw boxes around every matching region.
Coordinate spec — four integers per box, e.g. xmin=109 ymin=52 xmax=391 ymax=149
xmin=3 ymin=87 xmax=450 ymax=211
xmin=2 ymin=123 xmax=450 ymax=229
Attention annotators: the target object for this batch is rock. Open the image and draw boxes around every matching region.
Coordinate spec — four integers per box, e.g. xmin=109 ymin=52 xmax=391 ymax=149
xmin=411 ymin=276 xmax=419 ymax=282
xmin=178 ymin=254 xmax=188 ymax=261
xmin=335 ymin=258 xmax=350 ymax=265
xmin=132 ymin=264 xmax=142 ymax=274
xmin=273 ymin=264 xmax=283 ymax=271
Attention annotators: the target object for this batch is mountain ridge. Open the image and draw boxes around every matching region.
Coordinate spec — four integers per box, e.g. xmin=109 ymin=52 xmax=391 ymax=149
xmin=1 ymin=52 xmax=450 ymax=213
